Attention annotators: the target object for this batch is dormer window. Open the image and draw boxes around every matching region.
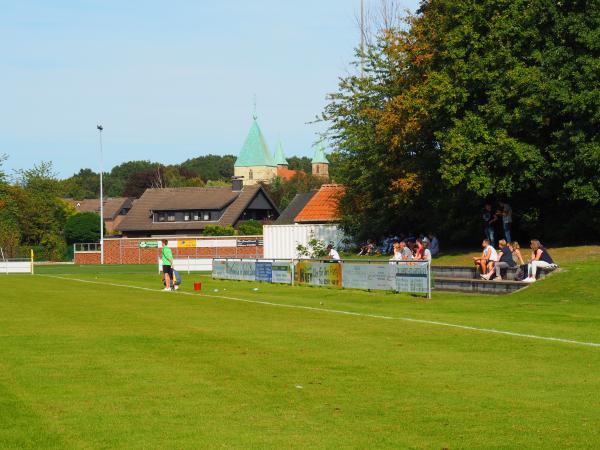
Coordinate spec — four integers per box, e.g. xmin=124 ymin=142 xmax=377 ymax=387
xmin=153 ymin=210 xmax=216 ymax=223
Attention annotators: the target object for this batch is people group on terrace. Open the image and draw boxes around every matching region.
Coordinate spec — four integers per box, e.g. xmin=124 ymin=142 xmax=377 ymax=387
xmin=355 ymin=200 xmax=556 ymax=283
xmin=357 ymin=233 xmax=440 ymax=262
xmin=474 ymin=200 xmax=556 ymax=282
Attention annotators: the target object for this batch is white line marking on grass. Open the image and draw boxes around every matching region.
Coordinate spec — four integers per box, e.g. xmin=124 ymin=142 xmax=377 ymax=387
xmin=41 ymin=275 xmax=600 ymax=349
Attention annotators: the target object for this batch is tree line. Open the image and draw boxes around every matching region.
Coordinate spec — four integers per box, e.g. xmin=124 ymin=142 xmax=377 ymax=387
xmin=59 ymin=154 xmax=318 ymax=199
xmin=323 ymin=0 xmax=600 ymax=245
xmin=0 ymin=153 xmax=329 ymax=260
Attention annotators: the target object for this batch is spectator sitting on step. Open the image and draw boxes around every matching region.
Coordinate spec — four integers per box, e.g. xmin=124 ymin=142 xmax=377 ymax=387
xmin=481 ymin=239 xmax=515 ymax=280
xmin=357 ymin=239 xmax=376 ymax=256
xmin=523 ymin=239 xmax=556 ymax=283
xmin=400 ymin=240 xmax=413 ymax=260
xmin=472 ymin=239 xmax=497 ymax=275
xmin=420 ymin=241 xmax=432 ymax=262
xmin=389 ymin=241 xmax=402 ymax=262
xmin=414 ymin=238 xmax=424 ymax=260
xmin=509 ymin=241 xmax=525 ymax=265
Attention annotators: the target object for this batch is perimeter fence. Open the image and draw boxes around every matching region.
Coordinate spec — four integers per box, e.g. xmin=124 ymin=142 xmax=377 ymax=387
xmin=212 ymin=258 xmax=431 ymax=299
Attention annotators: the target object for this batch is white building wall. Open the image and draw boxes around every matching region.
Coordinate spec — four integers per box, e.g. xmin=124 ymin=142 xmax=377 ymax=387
xmin=263 ymin=224 xmax=347 ymax=259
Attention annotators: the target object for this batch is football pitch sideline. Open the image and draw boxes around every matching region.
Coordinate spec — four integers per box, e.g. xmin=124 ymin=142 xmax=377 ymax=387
xmin=1 ymin=261 xmax=600 ymax=449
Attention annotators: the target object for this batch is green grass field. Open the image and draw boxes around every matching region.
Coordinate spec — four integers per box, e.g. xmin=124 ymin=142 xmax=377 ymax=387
xmin=2 ymin=248 xmax=600 ymax=449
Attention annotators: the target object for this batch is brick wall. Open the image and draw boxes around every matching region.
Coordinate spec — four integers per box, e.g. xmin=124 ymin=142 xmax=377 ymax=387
xmin=76 ymin=237 xmax=264 ymax=265
xmin=74 ymin=252 xmax=101 ymax=264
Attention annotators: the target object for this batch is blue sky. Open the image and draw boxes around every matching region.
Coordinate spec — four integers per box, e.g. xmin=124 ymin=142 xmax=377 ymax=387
xmin=1 ymin=0 xmax=419 ymax=178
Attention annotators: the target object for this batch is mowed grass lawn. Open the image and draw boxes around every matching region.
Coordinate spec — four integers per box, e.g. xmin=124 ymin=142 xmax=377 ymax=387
xmin=1 ymin=248 xmax=600 ymax=449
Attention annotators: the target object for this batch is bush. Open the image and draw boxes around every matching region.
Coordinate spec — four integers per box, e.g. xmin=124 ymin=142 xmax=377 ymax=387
xmin=296 ymin=234 xmax=328 ymax=259
xmin=65 ymin=212 xmax=103 ymax=244
xmin=202 ymin=225 xmax=236 ymax=236
xmin=237 ymin=220 xmax=263 ymax=236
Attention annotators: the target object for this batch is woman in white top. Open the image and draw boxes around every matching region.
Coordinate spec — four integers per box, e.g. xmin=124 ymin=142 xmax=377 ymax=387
xmin=421 ymin=241 xmax=432 ymax=262
xmin=389 ymin=241 xmax=402 ymax=261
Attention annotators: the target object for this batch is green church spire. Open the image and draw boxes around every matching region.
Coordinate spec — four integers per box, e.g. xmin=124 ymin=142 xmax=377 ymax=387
xmin=311 ymin=142 xmax=329 ymax=164
xmin=234 ymin=119 xmax=275 ymax=167
xmin=273 ymin=140 xmax=288 ymax=166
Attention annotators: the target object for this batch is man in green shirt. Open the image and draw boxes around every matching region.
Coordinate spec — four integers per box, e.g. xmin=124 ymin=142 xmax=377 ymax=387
xmin=161 ymin=239 xmax=174 ymax=291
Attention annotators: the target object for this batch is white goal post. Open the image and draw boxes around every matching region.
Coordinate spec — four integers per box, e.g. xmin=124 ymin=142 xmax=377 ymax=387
xmin=0 ymin=248 xmax=34 ymax=274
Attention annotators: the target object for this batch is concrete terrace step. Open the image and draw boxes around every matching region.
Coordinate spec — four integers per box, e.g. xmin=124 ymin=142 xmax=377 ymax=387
xmin=433 ymin=277 xmax=528 ymax=294
xmin=432 ymin=265 xmax=552 ymax=281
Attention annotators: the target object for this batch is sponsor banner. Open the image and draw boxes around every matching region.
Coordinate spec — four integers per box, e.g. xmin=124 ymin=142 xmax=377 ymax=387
xmin=393 ymin=262 xmax=429 ymax=294
xmin=197 ymin=239 xmax=237 ymax=248
xmin=212 ymin=260 xmax=227 ymax=279
xmin=342 ymin=263 xmax=396 ymax=291
xmin=177 ymin=239 xmax=196 ymax=248
xmin=271 ymin=263 xmax=293 ymax=284
xmin=255 ymin=262 xmax=273 ymax=282
xmin=237 ymin=239 xmax=264 ymax=247
xmin=295 ymin=261 xmax=342 ymax=287
xmin=139 ymin=241 xmax=159 ymax=249
xmin=225 ymin=261 xmax=256 ymax=281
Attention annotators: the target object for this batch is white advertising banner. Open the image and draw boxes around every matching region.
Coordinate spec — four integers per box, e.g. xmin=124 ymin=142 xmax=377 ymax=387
xmin=197 ymin=239 xmax=237 ymax=248
xmin=225 ymin=261 xmax=256 ymax=281
xmin=342 ymin=263 xmax=396 ymax=291
xmin=393 ymin=262 xmax=430 ymax=294
xmin=212 ymin=260 xmax=227 ymax=279
xmin=271 ymin=262 xmax=293 ymax=284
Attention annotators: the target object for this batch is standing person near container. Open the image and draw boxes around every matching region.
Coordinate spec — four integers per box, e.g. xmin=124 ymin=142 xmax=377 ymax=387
xmin=161 ymin=239 xmax=174 ymax=291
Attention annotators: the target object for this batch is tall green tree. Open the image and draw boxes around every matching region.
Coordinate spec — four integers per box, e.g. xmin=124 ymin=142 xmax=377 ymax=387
xmin=324 ymin=0 xmax=600 ymax=243
xmin=15 ymin=162 xmax=73 ymax=259
xmin=61 ymin=168 xmax=100 ymax=199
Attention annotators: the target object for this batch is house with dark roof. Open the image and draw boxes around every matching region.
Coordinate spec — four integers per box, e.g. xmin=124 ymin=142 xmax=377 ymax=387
xmin=64 ymin=197 xmax=134 ymax=233
xmin=273 ymin=192 xmax=316 ymax=225
xmin=115 ymin=181 xmax=279 ymax=237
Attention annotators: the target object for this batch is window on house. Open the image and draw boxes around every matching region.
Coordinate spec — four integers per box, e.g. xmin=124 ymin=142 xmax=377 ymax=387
xmin=203 ymin=212 xmax=210 ymax=221
xmin=193 ymin=211 xmax=200 ymax=221
xmin=184 ymin=212 xmax=190 ymax=221
xmin=167 ymin=213 xmax=175 ymax=222
xmin=157 ymin=212 xmax=166 ymax=222
xmin=249 ymin=169 xmax=253 ymax=180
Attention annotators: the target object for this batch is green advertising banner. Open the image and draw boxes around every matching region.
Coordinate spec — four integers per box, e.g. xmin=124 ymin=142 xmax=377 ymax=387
xmin=139 ymin=241 xmax=159 ymax=249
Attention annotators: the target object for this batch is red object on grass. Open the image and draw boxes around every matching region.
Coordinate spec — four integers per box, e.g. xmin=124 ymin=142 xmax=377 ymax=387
xmin=194 ymin=282 xmax=202 ymax=291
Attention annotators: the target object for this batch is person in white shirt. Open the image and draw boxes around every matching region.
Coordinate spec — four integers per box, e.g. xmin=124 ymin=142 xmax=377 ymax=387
xmin=422 ymin=241 xmax=432 ymax=262
xmin=389 ymin=241 xmax=402 ymax=261
xmin=472 ymin=239 xmax=497 ymax=275
xmin=326 ymin=244 xmax=340 ymax=261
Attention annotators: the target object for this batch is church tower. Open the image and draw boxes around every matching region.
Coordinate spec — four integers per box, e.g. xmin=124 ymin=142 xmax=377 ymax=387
xmin=234 ymin=118 xmax=277 ymax=185
xmin=273 ymin=140 xmax=288 ymax=169
xmin=311 ymin=142 xmax=329 ymax=178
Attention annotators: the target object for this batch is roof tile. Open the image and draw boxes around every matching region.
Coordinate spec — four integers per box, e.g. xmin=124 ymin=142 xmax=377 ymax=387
xmin=294 ymin=184 xmax=345 ymax=223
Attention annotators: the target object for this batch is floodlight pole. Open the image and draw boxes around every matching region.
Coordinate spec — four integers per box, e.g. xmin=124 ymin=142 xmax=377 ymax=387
xmin=97 ymin=124 xmax=104 ymax=264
